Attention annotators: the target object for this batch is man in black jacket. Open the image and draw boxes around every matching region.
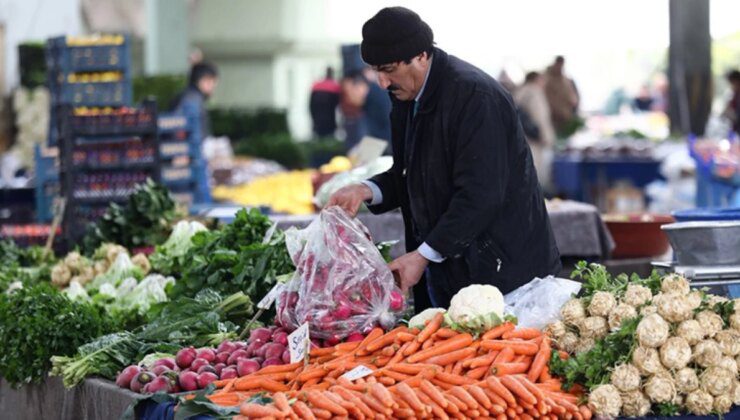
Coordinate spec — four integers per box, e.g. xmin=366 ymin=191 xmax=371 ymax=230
xmin=328 ymin=7 xmax=561 ymax=312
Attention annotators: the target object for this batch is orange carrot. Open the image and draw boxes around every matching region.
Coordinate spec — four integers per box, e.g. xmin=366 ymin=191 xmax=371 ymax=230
xmin=395 ymin=332 xmax=417 ymax=343
xmin=468 ymin=384 xmax=493 ymax=409
xmin=388 ymin=363 xmax=436 ymax=375
xmin=356 ymin=327 xmax=384 ymax=355
xmin=416 ymin=312 xmax=445 ymax=344
xmin=387 ymin=341 xmax=411 ymax=366
xmin=539 ymin=365 xmax=552 ymax=382
xmin=415 ymin=387 xmax=450 ymax=420
xmin=421 ymin=338 xmax=435 ymax=350
xmin=366 ymin=326 xmax=407 ymax=352
xmin=435 ymin=371 xmax=475 ymax=386
xmin=500 ymin=375 xmax=537 ymax=405
xmin=466 ymin=366 xmax=489 ymax=380
xmin=482 ymin=322 xmax=516 ymax=340
xmin=426 ymin=347 xmax=477 ymax=366
xmin=420 ymin=379 xmax=448 ymax=409
xmin=240 ymin=402 xmax=283 ymax=417
xmin=446 ymin=393 xmax=469 ymax=411
xmin=309 ymin=346 xmax=335 ymax=357
xmin=515 ymin=375 xmax=546 ymax=401
xmin=452 ymin=360 xmax=464 ymax=375
xmin=528 ymin=337 xmax=552 ymax=382
xmin=396 ymin=382 xmax=426 ymax=413
xmin=579 ymin=405 xmax=593 ymax=420
xmin=407 ymin=333 xmax=474 ymax=363
xmin=486 ymin=375 xmax=517 ymax=407
xmin=359 ymin=392 xmax=391 ymax=416
xmin=493 ymin=346 xmax=515 ymax=364
xmin=402 ymin=340 xmax=421 ymax=356
xmin=502 ymin=328 xmax=542 ymax=340
xmin=334 ymin=341 xmax=361 ymax=354
xmin=491 ymin=362 xmax=530 ymax=376
xmin=481 ymin=340 xmax=539 ymax=355
xmin=306 ymin=390 xmax=348 ymax=416
xmin=310 ymin=407 xmax=332 ymax=419
xmin=256 ymin=361 xmax=303 ymax=374
xmin=272 ymin=392 xmax=292 ymax=416
xmin=371 ymin=382 xmax=395 ymax=408
xmin=433 ymin=328 xmax=458 ymax=339
xmin=467 ymin=351 xmax=498 ymax=368
xmin=451 ymin=386 xmax=479 ymax=409
xmin=483 ymin=385 xmax=509 ymax=408
xmin=292 ymin=400 xmax=316 ymax=420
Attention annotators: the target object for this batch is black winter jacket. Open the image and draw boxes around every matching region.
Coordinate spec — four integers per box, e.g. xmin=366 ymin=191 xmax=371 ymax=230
xmin=368 ymin=48 xmax=561 ymax=311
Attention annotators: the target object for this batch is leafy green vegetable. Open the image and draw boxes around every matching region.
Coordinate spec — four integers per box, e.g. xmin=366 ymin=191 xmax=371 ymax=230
xmin=87 ymin=252 xmax=143 ymax=292
xmin=550 ymin=316 xmax=640 ymax=390
xmin=0 ymin=239 xmax=55 ymax=291
xmin=81 ymin=179 xmax=179 ymax=254
xmin=654 ymin=402 xmax=681 ymax=416
xmin=51 ymin=290 xmax=252 ymax=387
xmin=149 ymin=220 xmax=207 ymax=275
xmin=571 ymin=261 xmax=662 ymax=303
xmin=169 ymin=209 xmax=294 ymax=321
xmin=0 ymin=283 xmax=113 ymax=387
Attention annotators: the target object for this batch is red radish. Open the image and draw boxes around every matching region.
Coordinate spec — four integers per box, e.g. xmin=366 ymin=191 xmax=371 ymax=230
xmin=178 ymin=371 xmax=199 ymax=391
xmin=216 ymin=341 xmax=238 ymax=354
xmin=287 ymin=292 xmax=299 ymax=306
xmin=332 ymin=304 xmax=352 ymax=320
xmin=143 ymin=376 xmax=170 ymax=394
xmin=116 ymin=365 xmax=141 ymax=389
xmin=389 ymin=291 xmax=404 ymax=311
xmin=220 ymin=367 xmax=238 ymax=380
xmin=175 ymin=347 xmax=197 ymax=369
xmin=151 ymin=365 xmax=171 ymax=377
xmin=215 ymin=352 xmax=230 ymax=364
xmin=253 ymin=356 xmax=264 ymax=365
xmin=162 ymin=370 xmax=179 ymax=382
xmin=197 ymin=364 xmax=216 ymax=375
xmin=189 ymin=358 xmax=209 ymax=372
xmin=131 ymin=371 xmax=153 ymax=393
xmin=248 ymin=327 xmax=272 ymax=344
xmin=254 ymin=344 xmax=269 ymax=359
xmin=227 ymin=349 xmax=249 ymax=365
xmin=195 ymin=348 xmax=216 ymax=363
xmin=272 ymin=331 xmax=289 ymax=346
xmin=152 ymin=358 xmax=176 ymax=371
xmin=346 ymin=332 xmax=365 ymax=342
xmin=324 ymin=334 xmax=341 ymax=347
xmin=262 ymin=358 xmax=282 ymax=367
xmin=263 ymin=343 xmax=286 ymax=361
xmin=233 ymin=341 xmax=248 ymax=349
xmin=310 ymin=339 xmax=322 ymax=349
xmin=197 ymin=372 xmax=218 ymax=388
xmin=237 ymin=358 xmax=261 ymax=376
xmin=213 ymin=363 xmax=226 ymax=376
xmin=281 ymin=349 xmax=291 ymax=364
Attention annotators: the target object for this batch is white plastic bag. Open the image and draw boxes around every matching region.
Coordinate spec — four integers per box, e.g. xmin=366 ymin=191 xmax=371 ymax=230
xmin=504 ymin=276 xmax=581 ymax=329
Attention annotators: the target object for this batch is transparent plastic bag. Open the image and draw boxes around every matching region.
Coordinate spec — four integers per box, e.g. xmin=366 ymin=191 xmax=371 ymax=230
xmin=275 ymin=206 xmax=405 ymax=343
xmin=504 ymin=276 xmax=581 ymax=329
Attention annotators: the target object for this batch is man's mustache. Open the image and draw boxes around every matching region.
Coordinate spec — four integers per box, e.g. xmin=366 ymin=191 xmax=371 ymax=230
xmin=387 ymin=84 xmax=400 ymax=92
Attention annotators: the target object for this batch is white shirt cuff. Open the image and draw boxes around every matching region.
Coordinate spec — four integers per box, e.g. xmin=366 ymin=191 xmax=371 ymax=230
xmin=418 ymin=242 xmax=446 ymax=263
xmin=360 ymin=180 xmax=383 ymax=206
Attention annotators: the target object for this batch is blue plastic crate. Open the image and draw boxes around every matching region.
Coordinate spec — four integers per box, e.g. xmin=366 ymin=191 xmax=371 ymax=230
xmin=158 ymin=113 xmax=189 ymax=134
xmin=34 ymin=145 xmax=59 ymax=182
xmin=34 ymin=183 xmax=59 ymax=223
xmin=50 ymin=80 xmax=132 ymax=106
xmin=45 ymin=36 xmax=130 ymax=73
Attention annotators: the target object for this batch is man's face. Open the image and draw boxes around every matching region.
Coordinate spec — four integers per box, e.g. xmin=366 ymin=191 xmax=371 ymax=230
xmin=198 ymin=76 xmax=219 ymax=98
xmin=372 ymin=53 xmax=430 ymax=101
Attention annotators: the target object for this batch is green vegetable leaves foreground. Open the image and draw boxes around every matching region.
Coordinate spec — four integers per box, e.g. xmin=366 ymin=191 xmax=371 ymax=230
xmin=0 ymin=284 xmax=114 ymax=387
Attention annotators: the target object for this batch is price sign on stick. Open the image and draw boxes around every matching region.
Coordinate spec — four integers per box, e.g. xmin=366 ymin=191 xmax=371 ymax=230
xmin=341 ymin=365 xmax=374 ymax=381
xmin=288 ymin=322 xmax=310 ymax=364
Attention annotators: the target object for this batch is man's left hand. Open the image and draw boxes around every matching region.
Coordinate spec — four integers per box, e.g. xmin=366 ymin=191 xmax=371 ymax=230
xmin=389 ymin=250 xmax=429 ymax=293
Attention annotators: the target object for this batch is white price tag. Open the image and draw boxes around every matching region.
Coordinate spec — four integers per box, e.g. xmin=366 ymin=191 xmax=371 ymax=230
xmin=340 ymin=365 xmax=374 ymax=381
xmin=288 ymin=322 xmax=310 ymax=364
xmin=257 ymin=283 xmax=286 ymax=310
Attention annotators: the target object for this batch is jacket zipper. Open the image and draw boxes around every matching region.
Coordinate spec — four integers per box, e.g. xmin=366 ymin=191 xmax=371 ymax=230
xmin=497 ymin=258 xmax=502 ymax=272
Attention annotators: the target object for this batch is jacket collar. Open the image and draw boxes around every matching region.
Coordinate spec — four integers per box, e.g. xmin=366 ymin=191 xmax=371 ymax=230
xmin=415 ymin=47 xmax=447 ymax=114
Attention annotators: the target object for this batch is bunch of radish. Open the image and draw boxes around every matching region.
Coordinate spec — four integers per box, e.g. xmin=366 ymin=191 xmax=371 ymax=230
xmin=115 ymin=326 xmax=292 ymax=394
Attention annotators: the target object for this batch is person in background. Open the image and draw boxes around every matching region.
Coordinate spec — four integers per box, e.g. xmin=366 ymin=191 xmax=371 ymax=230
xmin=544 ymin=56 xmax=579 ymax=136
xmin=361 ymin=67 xmax=393 ymax=145
xmin=309 ymin=67 xmax=342 ymax=138
xmin=328 ymin=7 xmax=560 ymax=312
xmin=171 ymin=62 xmax=219 ymax=137
xmin=515 ymin=71 xmax=556 ymax=191
xmin=633 ymin=85 xmax=654 ymax=111
xmin=339 ymin=72 xmax=369 ymax=150
xmin=723 ymin=70 xmax=740 ymax=134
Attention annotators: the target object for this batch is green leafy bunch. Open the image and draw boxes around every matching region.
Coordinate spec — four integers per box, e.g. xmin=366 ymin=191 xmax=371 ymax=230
xmin=0 ymin=283 xmax=113 ymax=387
xmin=571 ymin=261 xmax=662 ymax=303
xmin=0 ymin=239 xmax=56 ymax=291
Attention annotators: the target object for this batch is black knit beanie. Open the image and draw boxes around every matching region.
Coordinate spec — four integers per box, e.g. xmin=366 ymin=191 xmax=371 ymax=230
xmin=361 ymin=7 xmax=434 ymax=66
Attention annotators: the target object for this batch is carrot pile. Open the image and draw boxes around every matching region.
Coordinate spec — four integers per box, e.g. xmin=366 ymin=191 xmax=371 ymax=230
xmin=201 ymin=313 xmax=589 ymax=419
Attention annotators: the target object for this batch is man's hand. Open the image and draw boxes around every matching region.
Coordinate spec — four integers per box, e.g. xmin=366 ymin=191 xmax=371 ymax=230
xmin=326 ymin=183 xmax=373 ymax=217
xmin=389 ymin=250 xmax=429 ymax=293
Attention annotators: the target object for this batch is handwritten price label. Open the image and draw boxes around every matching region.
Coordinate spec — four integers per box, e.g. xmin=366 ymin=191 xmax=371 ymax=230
xmin=257 ymin=282 xmax=286 ymax=310
xmin=288 ymin=322 xmax=310 ymax=364
xmin=340 ymin=365 xmax=374 ymax=381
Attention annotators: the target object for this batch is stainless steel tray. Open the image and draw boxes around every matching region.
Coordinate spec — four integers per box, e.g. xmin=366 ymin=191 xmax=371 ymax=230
xmin=661 ymin=221 xmax=740 ymax=266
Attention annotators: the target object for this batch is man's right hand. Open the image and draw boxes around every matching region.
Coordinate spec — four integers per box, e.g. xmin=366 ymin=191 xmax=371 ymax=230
xmin=326 ymin=183 xmax=373 ymax=217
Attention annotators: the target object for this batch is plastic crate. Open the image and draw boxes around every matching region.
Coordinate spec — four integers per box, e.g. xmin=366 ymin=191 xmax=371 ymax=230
xmin=50 ymin=80 xmax=131 ymax=106
xmin=672 ymin=207 xmax=740 ymax=222
xmin=162 ymin=166 xmax=193 ymax=184
xmin=45 ymin=36 xmax=130 ymax=73
xmin=158 ymin=114 xmax=189 ymax=133
xmin=34 ymin=145 xmax=59 ymax=182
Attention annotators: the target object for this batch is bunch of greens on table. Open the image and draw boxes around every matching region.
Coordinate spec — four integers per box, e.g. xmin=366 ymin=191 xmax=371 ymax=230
xmin=51 ymin=289 xmax=252 ymax=387
xmin=81 ymin=179 xmax=179 ymax=254
xmin=570 ymin=261 xmax=662 ymax=303
xmin=0 ymin=283 xmax=114 ymax=387
xmin=0 ymin=239 xmax=56 ymax=291
xmin=168 ymin=209 xmax=294 ymax=311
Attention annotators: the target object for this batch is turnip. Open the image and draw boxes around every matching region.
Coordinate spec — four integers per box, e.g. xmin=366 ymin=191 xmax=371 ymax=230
xmin=696 ymin=310 xmax=723 ymax=338
xmin=178 ymin=371 xmax=199 ymax=392
xmin=176 ymin=347 xmax=197 ymax=369
xmin=677 ymin=319 xmax=705 ymax=345
xmin=346 ymin=332 xmax=365 ymax=342
xmin=713 ymin=394 xmax=733 ymax=414
xmin=694 ymin=339 xmax=722 ymax=368
xmin=195 ymin=348 xmax=216 ymax=363
xmin=151 ymin=365 xmax=171 ymax=377
xmin=263 ymin=343 xmax=286 ymax=361
xmin=237 ymin=358 xmax=261 ymax=376
xmin=248 ymin=327 xmax=272 ymax=344
xmin=216 ymin=340 xmax=238 ymax=354
xmin=220 ymin=367 xmax=238 ymax=380
xmin=116 ymin=365 xmax=141 ymax=389
xmin=143 ymin=376 xmax=172 ymax=394
xmin=620 ymin=390 xmax=650 ymax=417
xmin=636 ymin=314 xmax=670 ymax=348
xmin=215 ymin=352 xmax=230 ymax=364
xmin=227 ymin=349 xmax=250 ymax=365
xmin=623 ymin=284 xmax=652 ymax=307
xmin=610 ymin=363 xmax=640 ymax=392
xmin=152 ymin=358 xmax=176 ymax=371
xmin=700 ymin=366 xmax=733 ymax=396
xmin=197 ymin=364 xmax=216 ymax=375
xmin=674 ymin=367 xmax=699 ymax=394
xmin=282 ymin=349 xmax=291 ymax=364
xmin=389 ymin=291 xmax=404 ymax=311
xmin=686 ymin=389 xmax=714 ymax=415
xmin=659 ymin=337 xmax=692 ymax=369
xmin=197 ymin=372 xmax=218 ymax=388
xmin=587 ymin=291 xmax=616 ymax=317
xmin=644 ymin=372 xmax=676 ymax=403
xmin=189 ymin=358 xmax=210 ymax=372
xmin=272 ymin=331 xmax=288 ymax=347
xmin=262 ymin=357 xmax=282 ymax=367
xmin=213 ymin=363 xmax=226 ymax=376
xmin=587 ymin=384 xmax=622 ymax=417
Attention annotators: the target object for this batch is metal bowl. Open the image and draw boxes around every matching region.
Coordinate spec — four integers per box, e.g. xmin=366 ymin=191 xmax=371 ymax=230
xmin=662 ymin=221 xmax=740 ymax=266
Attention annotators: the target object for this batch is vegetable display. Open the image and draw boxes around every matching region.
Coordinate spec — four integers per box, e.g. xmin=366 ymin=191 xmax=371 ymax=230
xmin=149 ymin=220 xmax=208 ymax=276
xmin=548 ymin=264 xmax=740 ymax=417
